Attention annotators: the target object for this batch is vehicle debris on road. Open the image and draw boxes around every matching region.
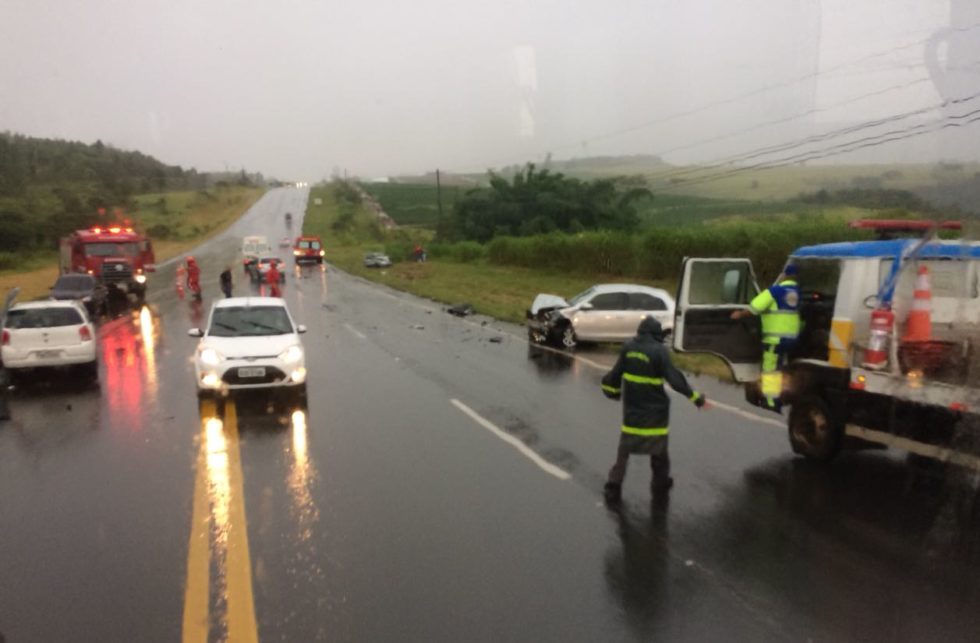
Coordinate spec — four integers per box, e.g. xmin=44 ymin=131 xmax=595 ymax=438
xmin=447 ymin=303 xmax=474 ymax=317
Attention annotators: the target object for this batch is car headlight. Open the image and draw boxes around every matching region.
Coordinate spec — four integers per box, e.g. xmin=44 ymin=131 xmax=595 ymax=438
xmin=201 ymin=372 xmax=222 ymax=388
xmin=135 ymin=274 xmax=147 ymax=284
xmin=293 ymin=250 xmax=302 ymax=256
xmin=319 ymin=250 xmax=325 ymax=256
xmin=199 ymin=348 xmax=223 ymax=366
xmin=279 ymin=345 xmax=304 ymax=364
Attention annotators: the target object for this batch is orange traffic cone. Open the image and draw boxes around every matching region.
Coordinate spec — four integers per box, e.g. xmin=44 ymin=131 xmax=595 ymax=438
xmin=903 ymin=265 xmax=932 ymax=341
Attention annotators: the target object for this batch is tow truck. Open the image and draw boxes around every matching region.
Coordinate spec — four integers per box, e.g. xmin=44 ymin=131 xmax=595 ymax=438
xmin=59 ymin=226 xmax=156 ymax=304
xmin=673 ymin=220 xmax=980 ymax=468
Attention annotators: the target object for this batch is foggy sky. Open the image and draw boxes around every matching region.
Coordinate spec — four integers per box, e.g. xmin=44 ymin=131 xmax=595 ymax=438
xmin=0 ymin=0 xmax=972 ymax=179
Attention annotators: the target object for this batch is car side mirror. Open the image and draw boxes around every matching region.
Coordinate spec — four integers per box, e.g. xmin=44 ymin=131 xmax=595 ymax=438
xmin=579 ymin=302 xmax=594 ymax=311
xmin=187 ymin=328 xmax=203 ymax=337
xmin=296 ymin=324 xmax=307 ymax=334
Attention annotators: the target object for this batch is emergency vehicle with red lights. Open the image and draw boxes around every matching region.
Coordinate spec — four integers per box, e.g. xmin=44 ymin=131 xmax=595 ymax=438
xmin=672 ymin=220 xmax=980 ymax=468
xmin=59 ymin=225 xmax=156 ymax=302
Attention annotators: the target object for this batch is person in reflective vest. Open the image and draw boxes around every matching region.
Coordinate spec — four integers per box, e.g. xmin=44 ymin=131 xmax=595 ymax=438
xmin=601 ymin=316 xmax=706 ymax=504
xmin=731 ymin=263 xmax=801 ymax=410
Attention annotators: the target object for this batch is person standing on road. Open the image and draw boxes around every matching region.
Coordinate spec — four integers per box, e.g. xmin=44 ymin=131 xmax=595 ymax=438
xmin=185 ymin=257 xmax=202 ymax=300
xmin=219 ymin=266 xmax=233 ymax=298
xmin=730 ymin=263 xmax=801 ymax=410
xmin=601 ymin=316 xmax=706 ymax=504
xmin=266 ymin=260 xmax=282 ymax=297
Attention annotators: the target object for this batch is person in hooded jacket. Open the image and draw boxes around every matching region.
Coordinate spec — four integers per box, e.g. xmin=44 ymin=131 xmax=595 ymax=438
xmin=601 ymin=316 xmax=706 ymax=503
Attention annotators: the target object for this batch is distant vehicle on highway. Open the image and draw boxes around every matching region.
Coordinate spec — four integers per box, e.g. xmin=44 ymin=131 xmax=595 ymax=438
xmin=363 ymin=252 xmax=392 ymax=268
xmin=189 ymin=297 xmax=307 ymax=399
xmin=285 ymin=212 xmax=293 ymax=224
xmin=293 ymin=236 xmax=324 ymax=265
xmin=1 ymin=300 xmax=98 ymax=383
xmin=248 ymin=256 xmax=286 ymax=284
xmin=527 ymin=284 xmax=675 ymax=349
xmin=49 ymin=273 xmax=108 ymax=317
xmin=241 ymin=235 xmax=271 ymax=273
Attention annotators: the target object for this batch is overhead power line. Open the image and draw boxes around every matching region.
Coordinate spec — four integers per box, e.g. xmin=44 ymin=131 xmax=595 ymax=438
xmin=456 ymin=22 xmax=980 ymax=174
xmin=650 ymin=108 xmax=980 ymax=193
xmin=652 ymin=89 xmax=980 ymax=183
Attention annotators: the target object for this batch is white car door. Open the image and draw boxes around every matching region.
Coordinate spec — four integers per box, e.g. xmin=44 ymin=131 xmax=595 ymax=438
xmin=573 ymin=291 xmax=628 ymax=341
xmin=627 ymin=292 xmax=672 ymax=334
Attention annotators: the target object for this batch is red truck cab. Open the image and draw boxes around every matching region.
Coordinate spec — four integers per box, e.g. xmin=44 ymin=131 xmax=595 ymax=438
xmin=60 ymin=226 xmax=156 ymax=301
xmin=293 ymin=235 xmax=325 ymax=264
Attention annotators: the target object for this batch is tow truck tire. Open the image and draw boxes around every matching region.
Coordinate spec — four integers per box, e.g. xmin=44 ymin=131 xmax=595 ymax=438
xmin=788 ymin=394 xmax=843 ymax=462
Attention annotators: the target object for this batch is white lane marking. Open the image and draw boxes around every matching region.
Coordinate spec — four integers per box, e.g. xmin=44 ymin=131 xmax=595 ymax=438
xmin=450 ymin=399 xmax=571 ymax=481
xmin=343 ymin=323 xmax=367 ymax=339
xmin=702 ymin=398 xmax=785 ymax=429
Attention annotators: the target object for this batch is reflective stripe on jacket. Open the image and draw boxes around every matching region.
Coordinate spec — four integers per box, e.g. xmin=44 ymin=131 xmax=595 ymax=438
xmin=601 ymin=331 xmax=698 ymax=434
xmin=750 ymin=279 xmax=801 ymax=343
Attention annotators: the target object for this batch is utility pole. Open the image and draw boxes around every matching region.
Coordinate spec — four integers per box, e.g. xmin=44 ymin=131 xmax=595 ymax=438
xmin=435 ymin=168 xmax=444 ymax=238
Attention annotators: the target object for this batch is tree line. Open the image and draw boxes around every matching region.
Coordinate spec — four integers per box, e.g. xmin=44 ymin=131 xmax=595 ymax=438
xmin=445 ymin=164 xmax=650 ymax=242
xmin=0 ymin=132 xmax=262 ymax=254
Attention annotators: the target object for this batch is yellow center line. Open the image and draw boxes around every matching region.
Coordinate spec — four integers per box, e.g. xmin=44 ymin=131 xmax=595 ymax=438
xmin=182 ymin=399 xmax=214 ymax=643
xmin=182 ymin=399 xmax=259 ymax=643
xmin=223 ymin=401 xmax=260 ymax=643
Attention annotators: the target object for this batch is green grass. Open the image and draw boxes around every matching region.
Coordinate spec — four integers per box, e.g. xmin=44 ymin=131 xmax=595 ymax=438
xmin=360 ymin=182 xmax=464 ymax=228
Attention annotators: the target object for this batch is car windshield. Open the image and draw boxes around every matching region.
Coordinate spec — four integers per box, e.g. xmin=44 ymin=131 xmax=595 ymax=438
xmin=298 ymin=240 xmax=320 ymax=249
xmin=84 ymin=242 xmax=138 ymax=257
xmin=568 ymin=287 xmax=595 ymax=306
xmin=5 ymin=307 xmax=83 ymax=329
xmin=208 ymin=306 xmax=293 ymax=337
xmin=53 ymin=275 xmax=95 ymax=290
xmin=259 ymin=258 xmax=280 ymax=265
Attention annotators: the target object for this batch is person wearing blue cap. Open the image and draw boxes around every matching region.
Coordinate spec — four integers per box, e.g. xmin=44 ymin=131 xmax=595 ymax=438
xmin=730 ymin=263 xmax=801 ymax=410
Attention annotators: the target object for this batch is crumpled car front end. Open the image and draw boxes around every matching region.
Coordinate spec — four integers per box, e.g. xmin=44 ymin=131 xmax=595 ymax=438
xmin=526 ymin=293 xmax=570 ymax=343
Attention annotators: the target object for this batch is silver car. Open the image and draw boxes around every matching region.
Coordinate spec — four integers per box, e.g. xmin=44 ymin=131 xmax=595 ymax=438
xmin=363 ymin=252 xmax=392 ymax=268
xmin=527 ymin=284 xmax=675 ymax=349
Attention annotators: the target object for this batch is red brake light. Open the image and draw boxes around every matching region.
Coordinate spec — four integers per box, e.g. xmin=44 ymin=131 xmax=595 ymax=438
xmin=2 ymin=329 xmax=9 ymax=346
xmin=79 ymin=326 xmax=93 ymax=342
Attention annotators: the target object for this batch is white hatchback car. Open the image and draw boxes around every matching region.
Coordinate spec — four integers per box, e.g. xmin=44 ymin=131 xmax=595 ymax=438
xmin=189 ymin=297 xmax=307 ymax=398
xmin=527 ymin=283 xmax=676 ymax=349
xmin=1 ymin=300 xmax=98 ymax=382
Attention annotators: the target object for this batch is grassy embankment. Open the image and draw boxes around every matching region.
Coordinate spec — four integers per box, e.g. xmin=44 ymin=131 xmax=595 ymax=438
xmin=0 ymin=186 xmax=264 ymax=301
xmin=307 ymin=182 xmax=732 ymax=377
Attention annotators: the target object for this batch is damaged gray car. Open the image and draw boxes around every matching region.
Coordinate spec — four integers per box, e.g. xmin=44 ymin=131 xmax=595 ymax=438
xmin=526 ymin=284 xmax=675 ymax=349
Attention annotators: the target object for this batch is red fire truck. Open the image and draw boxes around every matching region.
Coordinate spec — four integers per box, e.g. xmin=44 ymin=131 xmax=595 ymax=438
xmin=59 ymin=226 xmax=156 ymax=303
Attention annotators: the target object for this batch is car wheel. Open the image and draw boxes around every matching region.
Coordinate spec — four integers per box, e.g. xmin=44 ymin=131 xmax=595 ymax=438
xmin=558 ymin=324 xmax=577 ymax=349
xmin=788 ymin=394 xmax=843 ymax=462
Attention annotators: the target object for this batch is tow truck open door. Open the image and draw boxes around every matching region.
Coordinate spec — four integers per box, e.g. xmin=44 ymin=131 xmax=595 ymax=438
xmin=673 ymin=258 xmax=763 ymax=382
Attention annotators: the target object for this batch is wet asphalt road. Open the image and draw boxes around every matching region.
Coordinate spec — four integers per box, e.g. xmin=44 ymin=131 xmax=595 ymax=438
xmin=1 ymin=187 xmax=979 ymax=642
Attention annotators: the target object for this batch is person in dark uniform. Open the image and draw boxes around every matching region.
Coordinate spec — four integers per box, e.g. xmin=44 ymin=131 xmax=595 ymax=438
xmin=601 ymin=316 xmax=706 ymax=504
xmin=219 ymin=266 xmax=233 ymax=298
